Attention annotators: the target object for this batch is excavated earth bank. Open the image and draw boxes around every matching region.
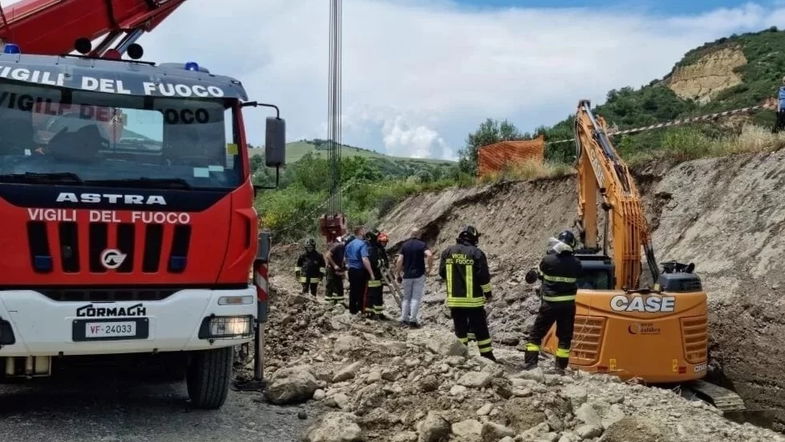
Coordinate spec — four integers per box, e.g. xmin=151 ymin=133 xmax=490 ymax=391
xmin=378 ymin=150 xmax=785 ymax=431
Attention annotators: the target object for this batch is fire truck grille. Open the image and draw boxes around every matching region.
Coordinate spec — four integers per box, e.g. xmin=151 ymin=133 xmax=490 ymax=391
xmin=26 ymin=221 xmax=191 ymax=274
xmin=39 ymin=288 xmax=177 ymax=302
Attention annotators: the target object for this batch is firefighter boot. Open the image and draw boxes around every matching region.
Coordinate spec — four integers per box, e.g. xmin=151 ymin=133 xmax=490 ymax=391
xmin=481 ymin=351 xmax=497 ymax=363
xmin=554 ymin=356 xmax=569 ymax=375
xmin=522 ymin=350 xmax=539 ymax=370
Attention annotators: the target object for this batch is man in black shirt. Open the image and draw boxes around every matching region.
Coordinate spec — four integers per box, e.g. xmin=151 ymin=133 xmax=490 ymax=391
xmin=395 ymin=228 xmax=433 ymax=327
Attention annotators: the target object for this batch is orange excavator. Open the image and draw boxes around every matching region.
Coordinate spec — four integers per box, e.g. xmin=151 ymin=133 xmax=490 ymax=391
xmin=543 ymin=100 xmax=744 ymax=411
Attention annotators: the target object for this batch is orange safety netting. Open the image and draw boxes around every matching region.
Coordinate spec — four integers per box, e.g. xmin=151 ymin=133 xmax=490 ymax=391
xmin=477 ymin=136 xmax=545 ymax=177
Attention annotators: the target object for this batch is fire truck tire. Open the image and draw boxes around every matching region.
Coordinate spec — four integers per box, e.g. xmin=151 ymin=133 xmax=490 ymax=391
xmin=186 ymin=346 xmax=233 ymax=409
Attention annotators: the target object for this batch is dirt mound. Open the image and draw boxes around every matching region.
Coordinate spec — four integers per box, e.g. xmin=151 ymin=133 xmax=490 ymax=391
xmin=379 ymin=150 xmax=785 ymax=431
xmin=261 ymin=272 xmax=783 ymax=441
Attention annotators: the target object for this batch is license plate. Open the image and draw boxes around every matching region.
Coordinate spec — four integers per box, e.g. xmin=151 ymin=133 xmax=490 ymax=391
xmin=72 ymin=318 xmax=149 ymax=341
xmin=85 ymin=321 xmax=136 ymax=338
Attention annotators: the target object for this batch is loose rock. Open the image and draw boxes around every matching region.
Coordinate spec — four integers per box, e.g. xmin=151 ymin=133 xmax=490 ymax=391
xmin=303 ymin=412 xmax=362 ymax=442
xmin=264 ymin=366 xmax=319 ymax=405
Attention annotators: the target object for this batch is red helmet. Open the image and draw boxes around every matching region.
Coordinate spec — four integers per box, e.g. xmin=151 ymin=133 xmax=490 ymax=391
xmin=377 ymin=232 xmax=389 ymax=245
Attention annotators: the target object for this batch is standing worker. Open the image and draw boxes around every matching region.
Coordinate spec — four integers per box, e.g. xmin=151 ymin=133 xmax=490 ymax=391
xmin=776 ymin=76 xmax=785 ymax=133
xmin=324 ymin=236 xmax=347 ymax=305
xmin=439 ymin=225 xmax=496 ymax=362
xmin=364 ymin=230 xmax=386 ymax=319
xmin=377 ymin=232 xmax=390 ymax=270
xmin=296 ymin=238 xmax=326 ymax=296
xmin=523 ymin=230 xmax=582 ymax=373
xmin=345 ymin=226 xmax=376 ymax=315
xmin=395 ymin=228 xmax=433 ymax=328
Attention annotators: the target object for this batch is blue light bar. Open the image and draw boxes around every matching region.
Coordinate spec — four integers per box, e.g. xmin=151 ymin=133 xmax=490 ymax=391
xmin=185 ymin=61 xmax=199 ymax=71
xmin=3 ymin=43 xmax=21 ymax=54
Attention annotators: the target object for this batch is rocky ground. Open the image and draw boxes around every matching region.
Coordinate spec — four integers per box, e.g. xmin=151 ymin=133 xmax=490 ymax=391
xmin=261 ymin=265 xmax=784 ymax=442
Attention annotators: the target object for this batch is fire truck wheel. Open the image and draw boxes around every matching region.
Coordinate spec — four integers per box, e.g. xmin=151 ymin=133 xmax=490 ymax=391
xmin=186 ymin=346 xmax=233 ymax=409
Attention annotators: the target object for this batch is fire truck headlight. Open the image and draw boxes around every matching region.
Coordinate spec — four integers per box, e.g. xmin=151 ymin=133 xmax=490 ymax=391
xmin=217 ymin=295 xmax=254 ymax=305
xmin=198 ymin=315 xmax=253 ymax=339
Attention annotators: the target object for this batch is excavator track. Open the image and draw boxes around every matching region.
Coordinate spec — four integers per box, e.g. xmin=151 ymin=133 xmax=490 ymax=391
xmin=686 ymin=380 xmax=746 ymax=413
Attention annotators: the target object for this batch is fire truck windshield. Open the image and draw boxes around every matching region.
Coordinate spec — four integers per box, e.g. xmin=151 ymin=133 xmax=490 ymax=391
xmin=0 ymin=81 xmax=241 ymax=190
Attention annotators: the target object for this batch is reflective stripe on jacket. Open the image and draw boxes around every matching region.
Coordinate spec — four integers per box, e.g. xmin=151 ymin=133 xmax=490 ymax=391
xmin=439 ymin=242 xmax=491 ymax=308
xmin=297 ymin=250 xmax=326 ymax=280
xmin=539 ymin=252 xmax=582 ymax=302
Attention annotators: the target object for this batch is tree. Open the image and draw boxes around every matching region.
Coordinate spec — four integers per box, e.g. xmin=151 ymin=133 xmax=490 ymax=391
xmin=458 ymin=119 xmax=523 ymax=174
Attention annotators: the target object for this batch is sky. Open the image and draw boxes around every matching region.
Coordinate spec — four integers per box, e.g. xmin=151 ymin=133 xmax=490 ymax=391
xmin=5 ymin=0 xmax=785 ymax=160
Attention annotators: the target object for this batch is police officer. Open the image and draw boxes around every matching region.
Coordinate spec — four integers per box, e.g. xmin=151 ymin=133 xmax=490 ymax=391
xmin=296 ymin=238 xmax=326 ymax=296
xmin=439 ymin=225 xmax=496 ymax=362
xmin=523 ymin=230 xmax=582 ymax=373
xmin=345 ymin=226 xmax=375 ymax=315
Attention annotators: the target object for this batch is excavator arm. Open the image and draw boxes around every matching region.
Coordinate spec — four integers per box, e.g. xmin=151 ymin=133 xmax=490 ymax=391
xmin=573 ymin=99 xmax=659 ymax=290
xmin=0 ymin=0 xmax=187 ymax=56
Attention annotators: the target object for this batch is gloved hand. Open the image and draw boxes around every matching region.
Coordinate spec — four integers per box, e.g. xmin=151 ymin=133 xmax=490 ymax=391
xmin=485 ymin=291 xmax=493 ymax=300
xmin=525 ymin=269 xmax=539 ymax=284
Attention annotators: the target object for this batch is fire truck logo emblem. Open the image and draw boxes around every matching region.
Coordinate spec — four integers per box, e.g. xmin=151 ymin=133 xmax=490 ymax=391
xmin=100 ymin=249 xmax=127 ymax=269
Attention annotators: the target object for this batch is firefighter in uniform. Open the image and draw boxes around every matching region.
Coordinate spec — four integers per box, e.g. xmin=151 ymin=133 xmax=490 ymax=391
xmin=439 ymin=225 xmax=496 ymax=362
xmin=377 ymin=232 xmax=390 ymax=270
xmin=296 ymin=238 xmax=326 ymax=296
xmin=364 ymin=230 xmax=386 ymax=319
xmin=324 ymin=236 xmax=347 ymax=305
xmin=523 ymin=230 xmax=582 ymax=373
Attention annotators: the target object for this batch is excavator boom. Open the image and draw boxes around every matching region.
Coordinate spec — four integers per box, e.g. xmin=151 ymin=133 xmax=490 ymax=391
xmin=574 ymin=99 xmax=658 ymax=289
xmin=0 ymin=0 xmax=187 ymax=55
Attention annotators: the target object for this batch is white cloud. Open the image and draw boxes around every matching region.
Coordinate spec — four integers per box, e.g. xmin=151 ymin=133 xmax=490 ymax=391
xmin=4 ymin=0 xmax=785 ymax=159
xmin=382 ymin=116 xmax=451 ymax=159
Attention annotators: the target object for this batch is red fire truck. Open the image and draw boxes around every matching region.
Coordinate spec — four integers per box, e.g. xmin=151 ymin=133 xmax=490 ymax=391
xmin=0 ymin=0 xmax=284 ymax=409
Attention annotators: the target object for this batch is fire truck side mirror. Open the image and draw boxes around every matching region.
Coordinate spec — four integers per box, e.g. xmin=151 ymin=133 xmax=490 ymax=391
xmin=265 ymin=117 xmax=286 ymax=168
xmin=256 ymin=230 xmax=272 ymax=263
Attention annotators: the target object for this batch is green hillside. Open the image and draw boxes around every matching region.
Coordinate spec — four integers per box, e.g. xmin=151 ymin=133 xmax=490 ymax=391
xmin=539 ymin=27 xmax=785 ymax=163
xmin=250 ymin=139 xmax=454 ymax=178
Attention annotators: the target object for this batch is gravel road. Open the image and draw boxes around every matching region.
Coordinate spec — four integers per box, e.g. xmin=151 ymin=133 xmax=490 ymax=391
xmin=0 ymin=365 xmax=312 ymax=441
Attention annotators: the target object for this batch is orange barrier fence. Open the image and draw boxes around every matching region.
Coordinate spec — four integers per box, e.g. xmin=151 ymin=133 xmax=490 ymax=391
xmin=477 ymin=136 xmax=544 ymax=177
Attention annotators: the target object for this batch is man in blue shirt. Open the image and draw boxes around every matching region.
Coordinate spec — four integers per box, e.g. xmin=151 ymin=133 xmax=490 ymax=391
xmin=344 ymin=226 xmax=376 ymax=314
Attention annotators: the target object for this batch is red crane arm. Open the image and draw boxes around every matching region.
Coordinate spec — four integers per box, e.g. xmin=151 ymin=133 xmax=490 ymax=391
xmin=0 ymin=0 xmax=187 ymax=55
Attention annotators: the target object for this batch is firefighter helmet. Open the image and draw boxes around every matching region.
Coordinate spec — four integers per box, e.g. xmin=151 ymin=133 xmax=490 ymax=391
xmin=365 ymin=229 xmax=380 ymax=244
xmin=557 ymin=230 xmax=576 ymax=248
xmin=458 ymin=225 xmax=480 ymax=245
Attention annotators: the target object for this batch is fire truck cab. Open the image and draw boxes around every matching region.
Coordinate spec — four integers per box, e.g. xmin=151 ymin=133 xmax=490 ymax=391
xmin=0 ymin=50 xmax=283 ymax=409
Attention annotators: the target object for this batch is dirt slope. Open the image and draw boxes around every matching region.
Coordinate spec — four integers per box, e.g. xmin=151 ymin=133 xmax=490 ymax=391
xmin=665 ymin=46 xmax=747 ymax=104
xmin=379 ymin=150 xmax=785 ymax=430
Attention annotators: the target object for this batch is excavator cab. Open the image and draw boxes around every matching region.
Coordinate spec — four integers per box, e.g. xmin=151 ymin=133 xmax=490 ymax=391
xmin=575 ymin=254 xmax=615 ymax=290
